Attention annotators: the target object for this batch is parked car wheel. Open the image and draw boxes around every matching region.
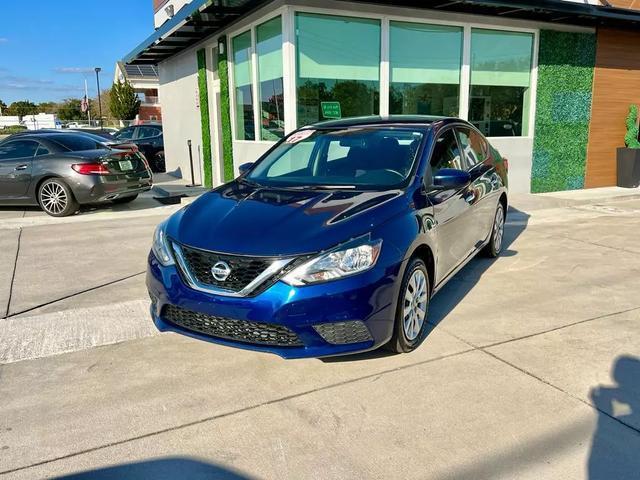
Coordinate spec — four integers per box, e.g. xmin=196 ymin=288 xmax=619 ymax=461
xmin=38 ymin=178 xmax=79 ymax=217
xmin=112 ymin=194 xmax=138 ymax=204
xmin=386 ymin=257 xmax=431 ymax=353
xmin=484 ymin=203 xmax=505 ymax=258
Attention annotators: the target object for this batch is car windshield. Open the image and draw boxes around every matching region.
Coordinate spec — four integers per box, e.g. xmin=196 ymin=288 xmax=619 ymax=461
xmin=246 ymin=128 xmax=425 ymax=189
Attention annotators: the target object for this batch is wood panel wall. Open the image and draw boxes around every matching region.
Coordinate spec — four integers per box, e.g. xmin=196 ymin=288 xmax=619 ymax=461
xmin=585 ymin=27 xmax=640 ymax=187
xmin=606 ymin=0 xmax=640 ymax=10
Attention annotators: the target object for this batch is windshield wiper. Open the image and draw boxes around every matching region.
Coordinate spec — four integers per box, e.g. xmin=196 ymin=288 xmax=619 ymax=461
xmin=238 ymin=177 xmax=263 ymax=188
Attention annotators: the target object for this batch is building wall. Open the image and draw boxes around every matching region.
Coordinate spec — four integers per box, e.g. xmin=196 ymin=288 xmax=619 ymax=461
xmin=585 ymin=27 xmax=640 ymax=188
xmin=139 ymin=105 xmax=162 ymax=121
xmin=154 ymin=0 xmax=191 ymax=29
xmin=158 ymin=51 xmax=204 ymax=181
xmin=156 ymin=1 xmax=603 ymax=192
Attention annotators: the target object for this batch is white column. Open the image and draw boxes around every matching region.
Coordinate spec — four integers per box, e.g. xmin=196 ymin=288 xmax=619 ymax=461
xmin=282 ymin=7 xmax=297 ymax=133
xmin=459 ymin=24 xmax=472 ymax=120
xmin=379 ymin=17 xmax=390 ymax=117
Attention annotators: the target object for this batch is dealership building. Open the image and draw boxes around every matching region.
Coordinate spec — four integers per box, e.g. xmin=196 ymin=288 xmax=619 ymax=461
xmin=123 ymin=0 xmax=640 ymax=193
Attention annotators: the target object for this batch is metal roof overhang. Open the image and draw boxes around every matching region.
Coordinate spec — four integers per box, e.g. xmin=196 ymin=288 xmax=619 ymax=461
xmin=123 ymin=0 xmax=270 ymax=65
xmin=123 ymin=0 xmax=640 ymax=65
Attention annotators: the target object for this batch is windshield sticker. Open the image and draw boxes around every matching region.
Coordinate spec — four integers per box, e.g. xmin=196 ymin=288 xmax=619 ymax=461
xmin=286 ymin=129 xmax=315 ymax=144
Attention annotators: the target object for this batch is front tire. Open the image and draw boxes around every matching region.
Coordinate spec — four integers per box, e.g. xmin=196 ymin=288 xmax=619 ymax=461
xmin=38 ymin=178 xmax=78 ymax=217
xmin=484 ymin=203 xmax=505 ymax=258
xmin=386 ymin=258 xmax=431 ymax=354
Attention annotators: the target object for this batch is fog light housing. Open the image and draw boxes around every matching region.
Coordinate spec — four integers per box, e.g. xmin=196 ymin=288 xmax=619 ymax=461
xmin=313 ymin=321 xmax=373 ymax=345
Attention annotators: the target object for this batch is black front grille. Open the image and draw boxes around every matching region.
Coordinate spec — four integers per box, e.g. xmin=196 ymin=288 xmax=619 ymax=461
xmin=163 ymin=305 xmax=303 ymax=347
xmin=178 ymin=244 xmax=274 ymax=292
xmin=313 ymin=321 xmax=373 ymax=345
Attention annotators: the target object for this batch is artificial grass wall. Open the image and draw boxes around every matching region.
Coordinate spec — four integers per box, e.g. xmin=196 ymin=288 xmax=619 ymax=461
xmin=197 ymin=48 xmax=213 ymax=187
xmin=531 ymin=30 xmax=596 ymax=193
xmin=217 ymin=38 xmax=235 ymax=183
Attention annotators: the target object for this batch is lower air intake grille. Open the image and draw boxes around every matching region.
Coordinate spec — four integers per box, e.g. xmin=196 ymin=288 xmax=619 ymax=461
xmin=162 ymin=305 xmax=303 ymax=347
xmin=313 ymin=321 xmax=373 ymax=345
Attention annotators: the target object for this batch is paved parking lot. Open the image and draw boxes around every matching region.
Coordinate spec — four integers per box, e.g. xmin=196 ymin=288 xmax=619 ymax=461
xmin=0 ymin=192 xmax=639 ymax=479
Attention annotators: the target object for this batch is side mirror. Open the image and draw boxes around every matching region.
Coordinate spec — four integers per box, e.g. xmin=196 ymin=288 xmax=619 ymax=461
xmin=238 ymin=162 xmax=253 ymax=175
xmin=432 ymin=168 xmax=471 ymax=190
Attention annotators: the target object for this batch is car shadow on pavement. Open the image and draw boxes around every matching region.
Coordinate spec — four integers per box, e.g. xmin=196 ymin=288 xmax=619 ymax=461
xmin=323 ymin=206 xmax=530 ymax=364
xmin=588 ymin=355 xmax=640 ymax=480
xmin=426 ymin=205 xmax=529 ymax=329
xmin=52 ymin=457 xmax=255 ymax=480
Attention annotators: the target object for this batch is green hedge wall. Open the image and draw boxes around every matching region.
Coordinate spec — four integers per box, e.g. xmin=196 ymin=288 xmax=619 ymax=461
xmin=196 ymin=48 xmax=213 ymax=187
xmin=531 ymin=30 xmax=596 ymax=193
xmin=217 ymin=38 xmax=235 ymax=183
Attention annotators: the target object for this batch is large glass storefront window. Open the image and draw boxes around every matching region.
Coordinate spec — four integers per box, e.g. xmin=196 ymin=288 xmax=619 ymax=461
xmin=256 ymin=16 xmax=284 ymax=141
xmin=232 ymin=31 xmax=254 ymax=140
xmin=389 ymin=22 xmax=462 ymax=116
xmin=469 ymin=29 xmax=533 ymax=137
xmin=296 ymin=13 xmax=380 ymax=127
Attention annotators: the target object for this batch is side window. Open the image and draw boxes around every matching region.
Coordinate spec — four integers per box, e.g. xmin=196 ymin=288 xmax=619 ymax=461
xmin=35 ymin=144 xmax=51 ymax=156
xmin=457 ymin=127 xmax=488 ymax=169
xmin=0 ymin=140 xmax=39 ymax=160
xmin=137 ymin=126 xmax=160 ymax=139
xmin=326 ymin=141 xmax=350 ymax=162
xmin=430 ymin=129 xmax=463 ymax=173
xmin=115 ymin=128 xmax=134 ymax=140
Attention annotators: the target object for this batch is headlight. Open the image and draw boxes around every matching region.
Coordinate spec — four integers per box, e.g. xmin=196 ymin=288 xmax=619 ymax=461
xmin=151 ymin=220 xmax=174 ymax=266
xmin=283 ymin=237 xmax=382 ymax=286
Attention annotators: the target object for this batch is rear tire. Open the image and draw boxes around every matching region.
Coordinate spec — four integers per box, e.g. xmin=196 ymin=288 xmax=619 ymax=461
xmin=38 ymin=178 xmax=78 ymax=217
xmin=385 ymin=257 xmax=431 ymax=354
xmin=112 ymin=194 xmax=138 ymax=204
xmin=483 ymin=203 xmax=505 ymax=258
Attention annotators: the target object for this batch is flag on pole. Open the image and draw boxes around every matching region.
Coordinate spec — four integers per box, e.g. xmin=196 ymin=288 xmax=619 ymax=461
xmin=81 ymin=95 xmax=89 ymax=113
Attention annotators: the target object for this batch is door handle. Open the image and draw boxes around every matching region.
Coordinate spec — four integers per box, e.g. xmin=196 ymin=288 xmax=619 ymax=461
xmin=15 ymin=164 xmax=28 ymax=171
xmin=464 ymin=191 xmax=476 ymax=204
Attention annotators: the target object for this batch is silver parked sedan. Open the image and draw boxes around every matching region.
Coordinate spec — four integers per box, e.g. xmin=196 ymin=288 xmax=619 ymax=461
xmin=0 ymin=132 xmax=153 ymax=217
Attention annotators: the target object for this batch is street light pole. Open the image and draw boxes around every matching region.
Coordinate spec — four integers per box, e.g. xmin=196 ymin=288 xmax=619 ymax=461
xmin=94 ymin=67 xmax=102 ymax=129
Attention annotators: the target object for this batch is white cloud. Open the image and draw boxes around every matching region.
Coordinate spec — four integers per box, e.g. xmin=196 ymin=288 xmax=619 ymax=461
xmin=54 ymin=67 xmax=95 ymax=74
xmin=0 ymin=38 xmax=8 ymax=43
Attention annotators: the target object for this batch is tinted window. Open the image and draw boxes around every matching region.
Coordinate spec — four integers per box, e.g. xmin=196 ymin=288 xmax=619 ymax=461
xmin=137 ymin=126 xmax=161 ymax=139
xmin=430 ymin=129 xmax=463 ymax=173
xmin=48 ymin=134 xmax=101 ymax=152
xmin=0 ymin=140 xmax=39 ymax=160
xmin=35 ymin=144 xmax=51 ymax=156
xmin=115 ymin=128 xmax=135 ymax=140
xmin=456 ymin=127 xmax=488 ymax=168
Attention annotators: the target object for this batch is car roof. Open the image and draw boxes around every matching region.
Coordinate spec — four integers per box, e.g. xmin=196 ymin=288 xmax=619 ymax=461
xmin=306 ymin=115 xmax=458 ymax=130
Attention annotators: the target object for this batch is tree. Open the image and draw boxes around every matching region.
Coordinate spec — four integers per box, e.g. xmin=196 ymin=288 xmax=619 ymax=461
xmin=6 ymin=100 xmax=38 ymax=117
xmin=0 ymin=99 xmax=7 ymax=115
xmin=90 ymin=88 xmax=112 ymax=123
xmin=57 ymin=98 xmax=83 ymax=121
xmin=110 ymin=80 xmax=140 ymax=120
xmin=38 ymin=101 xmax=58 ymax=114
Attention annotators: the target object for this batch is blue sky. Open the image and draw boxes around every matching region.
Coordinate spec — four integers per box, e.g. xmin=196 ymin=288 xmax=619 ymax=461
xmin=0 ymin=0 xmax=153 ymax=104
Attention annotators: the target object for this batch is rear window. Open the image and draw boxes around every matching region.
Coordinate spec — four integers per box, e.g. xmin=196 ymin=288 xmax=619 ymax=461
xmin=48 ymin=134 xmax=102 ymax=152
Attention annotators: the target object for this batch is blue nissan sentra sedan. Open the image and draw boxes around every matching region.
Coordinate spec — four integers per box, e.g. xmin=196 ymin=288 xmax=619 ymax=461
xmin=147 ymin=116 xmax=508 ymax=358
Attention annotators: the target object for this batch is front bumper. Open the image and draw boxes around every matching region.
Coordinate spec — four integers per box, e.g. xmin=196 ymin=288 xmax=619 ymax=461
xmin=69 ymin=170 xmax=153 ymax=204
xmin=146 ymin=251 xmax=403 ymax=359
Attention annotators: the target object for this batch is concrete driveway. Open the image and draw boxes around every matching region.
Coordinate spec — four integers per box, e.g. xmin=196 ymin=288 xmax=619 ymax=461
xmin=0 ymin=191 xmax=639 ymax=479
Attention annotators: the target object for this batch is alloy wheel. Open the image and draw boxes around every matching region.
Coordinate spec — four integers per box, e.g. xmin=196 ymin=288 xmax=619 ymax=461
xmin=403 ymin=269 xmax=428 ymax=341
xmin=493 ymin=205 xmax=505 ymax=254
xmin=40 ymin=181 xmax=68 ymax=215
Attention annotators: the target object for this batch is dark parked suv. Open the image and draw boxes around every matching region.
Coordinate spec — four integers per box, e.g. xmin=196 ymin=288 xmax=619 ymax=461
xmin=114 ymin=124 xmax=164 ymax=172
xmin=147 ymin=116 xmax=508 ymax=358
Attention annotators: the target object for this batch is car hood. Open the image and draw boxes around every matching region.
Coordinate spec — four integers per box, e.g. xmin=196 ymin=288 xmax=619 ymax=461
xmin=168 ymin=181 xmax=409 ymax=257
